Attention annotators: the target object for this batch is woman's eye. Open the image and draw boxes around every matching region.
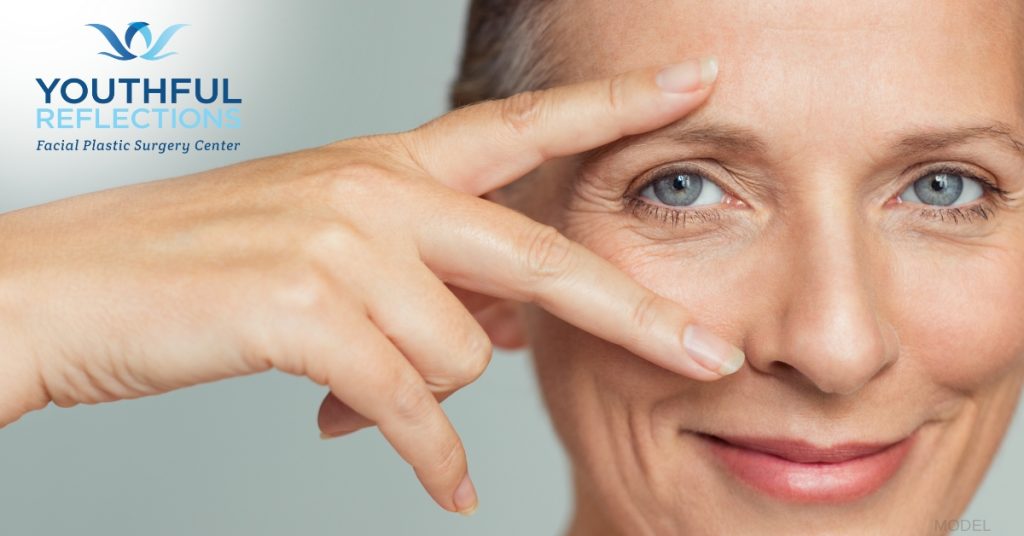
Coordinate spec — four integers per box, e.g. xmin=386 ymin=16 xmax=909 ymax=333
xmin=639 ymin=170 xmax=725 ymax=207
xmin=898 ymin=171 xmax=984 ymax=207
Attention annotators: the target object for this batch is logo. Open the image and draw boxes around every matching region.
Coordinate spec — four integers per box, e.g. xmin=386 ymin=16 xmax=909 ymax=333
xmin=86 ymin=22 xmax=187 ymax=61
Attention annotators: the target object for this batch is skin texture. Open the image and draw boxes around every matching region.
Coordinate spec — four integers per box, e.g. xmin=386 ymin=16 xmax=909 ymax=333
xmin=0 ymin=57 xmax=736 ymax=517
xmin=3 ymin=1 xmax=1022 ymax=531
xmin=485 ymin=0 xmax=1024 ymax=534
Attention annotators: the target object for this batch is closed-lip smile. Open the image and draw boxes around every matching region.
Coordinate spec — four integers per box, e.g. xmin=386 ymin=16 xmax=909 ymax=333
xmin=693 ymin=428 xmax=919 ymax=502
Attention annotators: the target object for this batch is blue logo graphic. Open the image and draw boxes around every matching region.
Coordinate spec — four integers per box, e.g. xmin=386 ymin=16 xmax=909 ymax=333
xmin=86 ymin=22 xmax=187 ymax=61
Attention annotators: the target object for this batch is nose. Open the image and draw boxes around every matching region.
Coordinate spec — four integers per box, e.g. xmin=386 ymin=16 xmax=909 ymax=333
xmin=745 ymin=195 xmax=899 ymax=395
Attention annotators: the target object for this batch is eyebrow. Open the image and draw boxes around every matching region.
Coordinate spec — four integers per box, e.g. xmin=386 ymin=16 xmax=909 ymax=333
xmin=893 ymin=121 xmax=1024 ymax=159
xmin=576 ymin=118 xmax=1024 ymax=171
xmin=576 ymin=120 xmax=767 ymax=169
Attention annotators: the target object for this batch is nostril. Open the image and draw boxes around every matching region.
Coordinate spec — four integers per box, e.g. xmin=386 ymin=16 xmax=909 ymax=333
xmin=770 ymin=361 xmax=799 ymax=375
xmin=764 ymin=360 xmax=845 ymax=394
xmin=772 ymin=361 xmax=816 ymax=386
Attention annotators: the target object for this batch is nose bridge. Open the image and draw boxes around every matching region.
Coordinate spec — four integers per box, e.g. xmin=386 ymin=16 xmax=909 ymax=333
xmin=767 ymin=186 xmax=896 ymax=395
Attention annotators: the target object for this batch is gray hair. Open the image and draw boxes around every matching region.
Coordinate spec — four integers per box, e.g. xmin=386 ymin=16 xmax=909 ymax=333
xmin=449 ymin=1 xmax=565 ymax=109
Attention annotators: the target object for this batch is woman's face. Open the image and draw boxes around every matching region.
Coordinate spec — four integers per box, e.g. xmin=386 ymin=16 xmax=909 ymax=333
xmin=493 ymin=0 xmax=1024 ymax=533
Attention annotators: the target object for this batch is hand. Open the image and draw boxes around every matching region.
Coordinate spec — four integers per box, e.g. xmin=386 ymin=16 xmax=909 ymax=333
xmin=0 ymin=55 xmax=742 ymax=515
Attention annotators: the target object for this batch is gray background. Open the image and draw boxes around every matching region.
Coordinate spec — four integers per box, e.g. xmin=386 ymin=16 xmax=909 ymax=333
xmin=0 ymin=1 xmax=1020 ymax=534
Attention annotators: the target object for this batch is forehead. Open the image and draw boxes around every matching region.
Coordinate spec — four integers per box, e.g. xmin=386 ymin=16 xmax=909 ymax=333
xmin=552 ymin=0 xmax=1024 ymax=143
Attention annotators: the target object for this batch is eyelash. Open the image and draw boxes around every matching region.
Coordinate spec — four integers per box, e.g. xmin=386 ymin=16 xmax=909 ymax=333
xmin=903 ymin=163 xmax=1013 ymax=224
xmin=623 ymin=162 xmax=1017 ymax=227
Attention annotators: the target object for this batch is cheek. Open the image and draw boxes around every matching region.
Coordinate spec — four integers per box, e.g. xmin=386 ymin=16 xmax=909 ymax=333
xmin=525 ymin=217 xmax=745 ymax=399
xmin=524 ymin=302 xmax=691 ymax=420
xmin=891 ymin=244 xmax=1024 ymax=389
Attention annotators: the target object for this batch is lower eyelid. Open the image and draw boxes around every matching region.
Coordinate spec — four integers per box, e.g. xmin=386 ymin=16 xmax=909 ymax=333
xmin=623 ymin=196 xmax=724 ymax=227
xmin=910 ymin=202 xmax=997 ymax=225
xmin=627 ymin=194 xmax=998 ymax=230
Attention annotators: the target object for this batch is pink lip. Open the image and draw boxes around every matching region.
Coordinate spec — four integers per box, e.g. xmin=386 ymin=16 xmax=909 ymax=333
xmin=696 ymin=430 xmax=917 ymax=503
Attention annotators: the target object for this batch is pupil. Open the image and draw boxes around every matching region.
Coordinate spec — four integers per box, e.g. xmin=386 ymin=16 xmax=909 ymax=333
xmin=673 ymin=175 xmax=690 ymax=190
xmin=931 ymin=175 xmax=947 ymax=191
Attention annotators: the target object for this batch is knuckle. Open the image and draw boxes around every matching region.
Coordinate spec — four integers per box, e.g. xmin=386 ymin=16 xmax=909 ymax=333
xmin=521 ymin=223 xmax=575 ymax=285
xmin=302 ymin=221 xmax=367 ymax=261
xmin=323 ymin=161 xmax=396 ymax=201
xmin=414 ymin=325 xmax=491 ymax=402
xmin=454 ymin=330 xmax=493 ymax=385
xmin=274 ymin=261 xmax=337 ymax=316
xmin=606 ymin=73 xmax=629 ymax=115
xmin=389 ymin=375 xmax=434 ymax=423
xmin=433 ymin=435 xmax=466 ymax=476
xmin=629 ymin=293 xmax=664 ymax=343
xmin=420 ymin=364 xmax=459 ymax=392
xmin=497 ymin=90 xmax=545 ymax=138
xmin=275 ymin=222 xmax=368 ymax=319
xmin=336 ymin=160 xmax=394 ymax=185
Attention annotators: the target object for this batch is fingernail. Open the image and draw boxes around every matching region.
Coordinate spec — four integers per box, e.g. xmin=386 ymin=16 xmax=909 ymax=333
xmin=683 ymin=324 xmax=745 ymax=375
xmin=656 ymin=56 xmax=718 ymax=93
xmin=320 ymin=432 xmax=335 ymax=440
xmin=453 ymin=473 xmax=478 ymax=516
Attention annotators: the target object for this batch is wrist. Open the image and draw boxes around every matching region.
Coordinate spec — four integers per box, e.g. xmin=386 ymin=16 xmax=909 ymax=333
xmin=0 ymin=218 xmax=50 ymax=427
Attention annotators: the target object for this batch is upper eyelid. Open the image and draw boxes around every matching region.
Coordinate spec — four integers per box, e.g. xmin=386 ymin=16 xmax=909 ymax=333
xmin=631 ymin=161 xmax=734 ymax=196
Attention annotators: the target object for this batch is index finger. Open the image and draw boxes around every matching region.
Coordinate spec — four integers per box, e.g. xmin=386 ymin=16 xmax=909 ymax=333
xmin=402 ymin=55 xmax=719 ymax=195
xmin=415 ymin=194 xmax=746 ymax=380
